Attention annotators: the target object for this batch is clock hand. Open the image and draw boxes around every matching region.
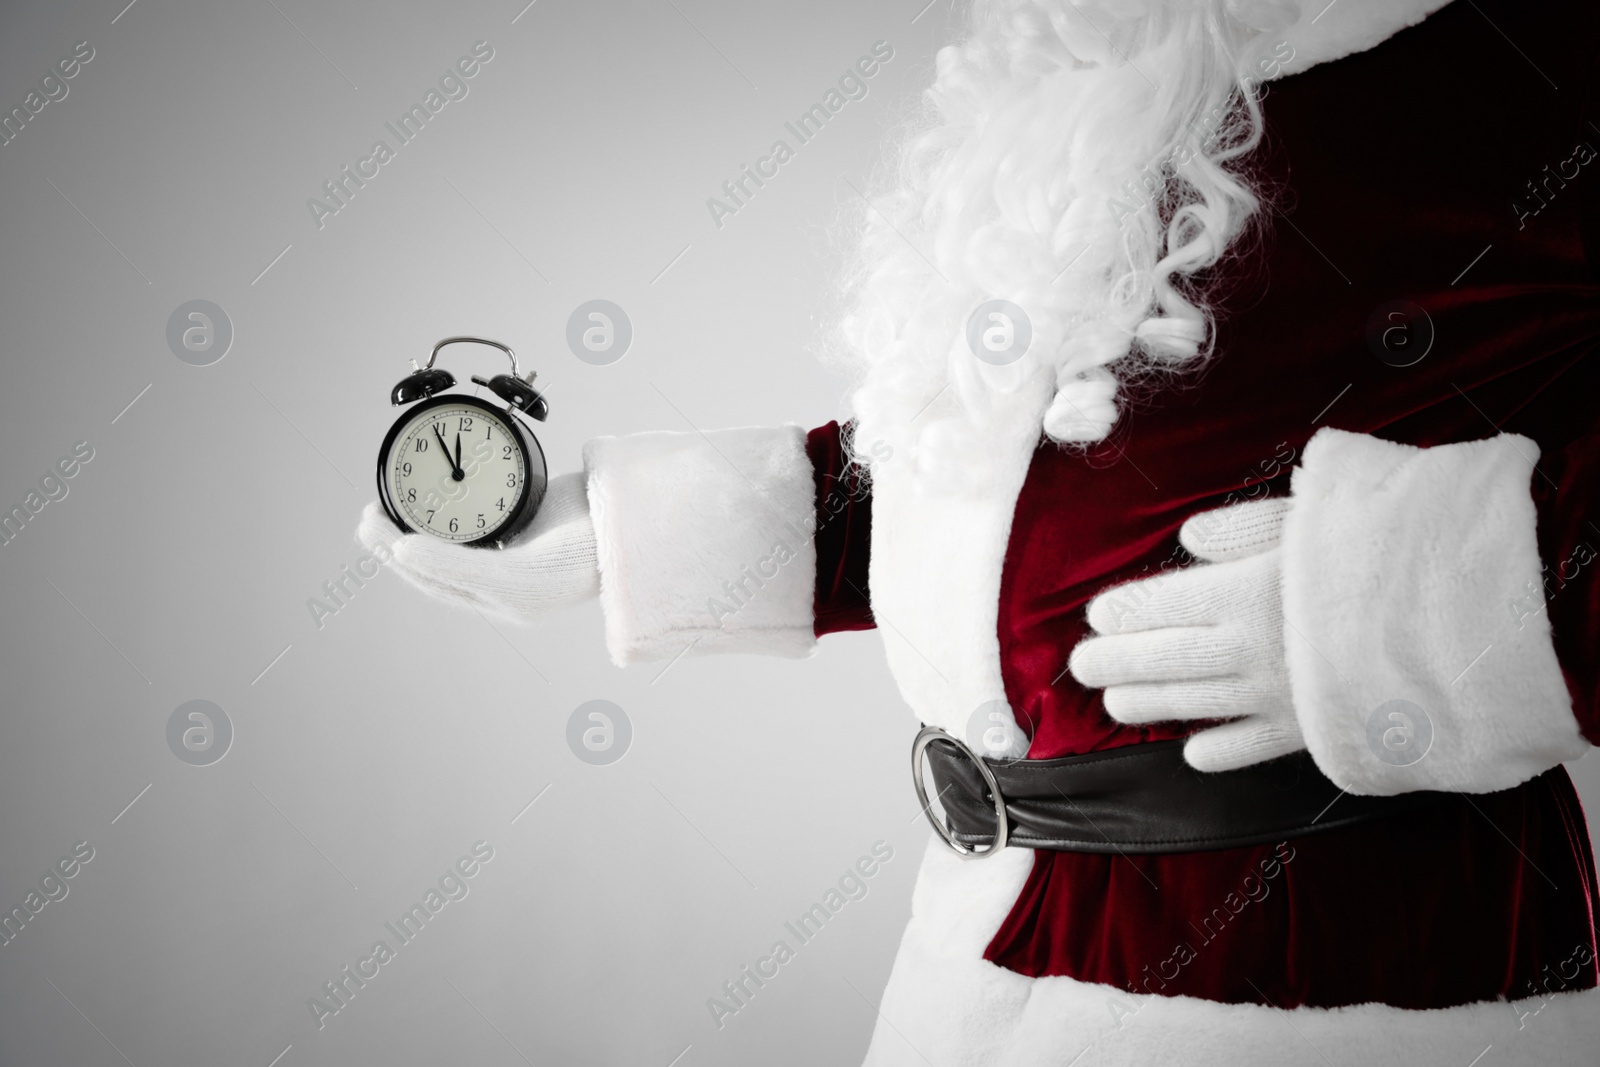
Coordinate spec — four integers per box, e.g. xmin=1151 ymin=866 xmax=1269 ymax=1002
xmin=434 ymin=427 xmax=462 ymax=479
xmin=454 ymin=432 xmax=463 ymax=477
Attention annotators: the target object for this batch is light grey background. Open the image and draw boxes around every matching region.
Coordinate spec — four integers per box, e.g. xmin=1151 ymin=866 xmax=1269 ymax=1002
xmin=0 ymin=2 xmax=946 ymax=1064
xmin=2 ymin=2 xmax=1597 ymax=1066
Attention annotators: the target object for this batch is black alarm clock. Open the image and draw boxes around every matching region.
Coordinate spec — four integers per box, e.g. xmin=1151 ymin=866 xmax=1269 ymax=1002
xmin=376 ymin=336 xmax=549 ymax=547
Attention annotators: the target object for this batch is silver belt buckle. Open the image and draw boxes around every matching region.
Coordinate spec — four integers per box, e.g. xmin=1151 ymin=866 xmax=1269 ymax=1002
xmin=911 ymin=725 xmax=1009 ymax=860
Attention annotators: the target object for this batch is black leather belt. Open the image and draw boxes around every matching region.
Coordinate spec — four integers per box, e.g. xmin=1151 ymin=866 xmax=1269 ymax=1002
xmin=911 ymin=726 xmax=1449 ymax=857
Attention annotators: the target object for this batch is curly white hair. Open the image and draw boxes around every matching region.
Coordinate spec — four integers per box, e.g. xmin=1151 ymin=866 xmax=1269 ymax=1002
xmin=830 ymin=0 xmax=1301 ymax=486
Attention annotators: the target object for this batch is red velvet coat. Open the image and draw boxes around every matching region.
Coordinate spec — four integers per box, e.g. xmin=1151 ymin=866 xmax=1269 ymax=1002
xmin=806 ymin=0 xmax=1600 ymax=1010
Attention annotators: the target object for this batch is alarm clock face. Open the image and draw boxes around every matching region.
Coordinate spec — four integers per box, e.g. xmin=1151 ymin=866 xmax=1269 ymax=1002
xmin=380 ymin=398 xmax=541 ymax=544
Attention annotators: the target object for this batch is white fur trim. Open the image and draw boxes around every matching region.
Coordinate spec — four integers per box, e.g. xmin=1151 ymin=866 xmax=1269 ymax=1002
xmin=867 ymin=843 xmax=1037 ymax=1065
xmin=1280 ymin=428 xmax=1588 ymax=795
xmin=866 ymin=380 xmax=1056 ymax=758
xmin=860 ymin=837 xmax=1600 ymax=1067
xmin=1272 ymin=0 xmax=1454 ymax=80
xmin=582 ymin=426 xmax=817 ymax=666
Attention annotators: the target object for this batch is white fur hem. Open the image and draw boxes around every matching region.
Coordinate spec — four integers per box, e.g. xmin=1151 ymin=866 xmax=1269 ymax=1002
xmin=859 ymin=837 xmax=1600 ymax=1067
xmin=1272 ymin=0 xmax=1453 ymax=80
xmin=582 ymin=426 xmax=817 ymax=666
xmin=1280 ymin=428 xmax=1587 ymax=795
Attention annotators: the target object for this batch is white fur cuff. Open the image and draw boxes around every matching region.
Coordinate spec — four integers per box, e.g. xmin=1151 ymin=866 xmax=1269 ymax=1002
xmin=1280 ymin=428 xmax=1587 ymax=795
xmin=583 ymin=425 xmax=818 ymax=666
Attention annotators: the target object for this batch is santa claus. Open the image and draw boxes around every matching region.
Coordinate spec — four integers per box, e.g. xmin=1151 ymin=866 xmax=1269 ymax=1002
xmin=358 ymin=0 xmax=1600 ymax=1062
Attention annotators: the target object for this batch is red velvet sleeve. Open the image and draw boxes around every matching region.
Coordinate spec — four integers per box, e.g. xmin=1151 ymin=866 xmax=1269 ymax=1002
xmin=1508 ymin=84 xmax=1600 ymax=744
xmin=1516 ymin=342 xmax=1600 ymax=745
xmin=805 ymin=421 xmax=875 ymax=636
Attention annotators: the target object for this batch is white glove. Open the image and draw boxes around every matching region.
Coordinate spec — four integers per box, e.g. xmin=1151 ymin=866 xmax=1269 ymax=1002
xmin=356 ymin=471 xmax=600 ymax=622
xmin=1068 ymin=498 xmax=1307 ymax=773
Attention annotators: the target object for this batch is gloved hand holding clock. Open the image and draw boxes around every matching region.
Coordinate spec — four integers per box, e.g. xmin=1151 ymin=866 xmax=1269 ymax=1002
xmin=360 ymin=336 xmax=600 ymax=622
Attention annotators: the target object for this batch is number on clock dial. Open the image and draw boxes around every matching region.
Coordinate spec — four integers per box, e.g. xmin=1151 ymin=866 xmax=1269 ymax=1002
xmin=390 ymin=407 xmax=526 ymax=541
